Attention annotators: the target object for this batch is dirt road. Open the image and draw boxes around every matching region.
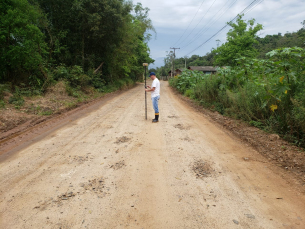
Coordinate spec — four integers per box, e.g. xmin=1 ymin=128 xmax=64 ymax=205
xmin=1 ymin=81 xmax=304 ymax=229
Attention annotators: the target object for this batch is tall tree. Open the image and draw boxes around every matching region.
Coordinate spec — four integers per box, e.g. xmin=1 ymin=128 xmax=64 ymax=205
xmin=0 ymin=0 xmax=47 ymax=83
xmin=212 ymin=14 xmax=263 ymax=67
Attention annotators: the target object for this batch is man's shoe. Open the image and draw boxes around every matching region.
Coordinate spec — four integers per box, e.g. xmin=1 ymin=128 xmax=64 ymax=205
xmin=152 ymin=119 xmax=159 ymax=123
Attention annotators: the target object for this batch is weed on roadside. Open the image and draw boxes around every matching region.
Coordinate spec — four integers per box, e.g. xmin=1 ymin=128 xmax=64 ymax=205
xmin=9 ymin=87 xmax=24 ymax=109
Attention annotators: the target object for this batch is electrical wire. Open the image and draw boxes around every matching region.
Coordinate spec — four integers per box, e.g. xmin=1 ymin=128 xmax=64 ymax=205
xmin=172 ymin=0 xmax=207 ymax=47
xmin=176 ymin=0 xmax=218 ymax=47
xmin=185 ymin=0 xmax=264 ymax=56
xmin=184 ymin=0 xmax=262 ymax=56
xmin=181 ymin=0 xmax=238 ymax=49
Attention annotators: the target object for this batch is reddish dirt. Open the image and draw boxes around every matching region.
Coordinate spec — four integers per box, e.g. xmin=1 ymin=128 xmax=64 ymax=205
xmin=0 ymin=81 xmax=73 ymax=133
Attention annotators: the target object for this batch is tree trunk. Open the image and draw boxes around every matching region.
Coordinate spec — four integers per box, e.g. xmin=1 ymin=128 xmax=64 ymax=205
xmin=94 ymin=62 xmax=104 ymax=74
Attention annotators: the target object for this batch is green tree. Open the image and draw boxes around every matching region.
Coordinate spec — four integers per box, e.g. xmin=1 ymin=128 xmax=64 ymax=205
xmin=0 ymin=0 xmax=47 ymax=84
xmin=37 ymin=0 xmax=154 ymax=82
xmin=110 ymin=2 xmax=155 ymax=81
xmin=212 ymin=14 xmax=263 ymax=67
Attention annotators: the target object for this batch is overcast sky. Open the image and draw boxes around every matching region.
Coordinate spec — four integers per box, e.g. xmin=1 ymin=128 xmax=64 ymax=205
xmin=131 ymin=0 xmax=305 ymax=68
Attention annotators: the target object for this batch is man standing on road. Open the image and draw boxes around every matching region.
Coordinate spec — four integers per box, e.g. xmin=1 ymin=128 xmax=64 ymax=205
xmin=145 ymin=72 xmax=160 ymax=123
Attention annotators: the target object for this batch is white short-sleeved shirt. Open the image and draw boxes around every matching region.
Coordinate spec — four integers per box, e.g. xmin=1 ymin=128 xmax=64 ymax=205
xmin=151 ymin=78 xmax=160 ymax=98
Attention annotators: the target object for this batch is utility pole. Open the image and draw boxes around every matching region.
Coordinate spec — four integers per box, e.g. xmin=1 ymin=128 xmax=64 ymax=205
xmin=170 ymin=47 xmax=180 ymax=78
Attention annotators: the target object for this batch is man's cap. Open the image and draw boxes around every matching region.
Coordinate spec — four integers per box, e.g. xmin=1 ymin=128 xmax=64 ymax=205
xmin=149 ymin=72 xmax=156 ymax=77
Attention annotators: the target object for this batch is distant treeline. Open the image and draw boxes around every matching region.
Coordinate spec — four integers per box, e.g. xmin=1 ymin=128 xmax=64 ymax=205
xmin=0 ymin=0 xmax=154 ymax=90
xmin=152 ymin=20 xmax=305 ymax=75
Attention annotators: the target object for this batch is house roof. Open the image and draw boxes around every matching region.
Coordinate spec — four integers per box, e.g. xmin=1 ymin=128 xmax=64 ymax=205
xmin=187 ymin=66 xmax=217 ymax=72
xmin=168 ymin=69 xmax=183 ymax=73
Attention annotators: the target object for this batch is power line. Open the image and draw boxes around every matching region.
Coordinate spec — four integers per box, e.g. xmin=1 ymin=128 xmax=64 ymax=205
xmin=244 ymin=0 xmax=264 ymax=14
xmin=185 ymin=0 xmax=264 ymax=56
xmin=181 ymin=0 xmax=238 ymax=49
xmin=184 ymin=0 xmax=262 ymax=56
xmin=182 ymin=0 xmax=238 ymax=48
xmin=172 ymin=0 xmax=207 ymax=47
xmin=176 ymin=0 xmax=218 ymax=47
xmin=185 ymin=0 xmax=263 ymax=55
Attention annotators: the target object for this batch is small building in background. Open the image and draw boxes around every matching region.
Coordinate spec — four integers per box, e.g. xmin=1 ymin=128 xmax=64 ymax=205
xmin=168 ymin=69 xmax=184 ymax=77
xmin=175 ymin=68 xmax=183 ymax=75
xmin=187 ymin=66 xmax=217 ymax=74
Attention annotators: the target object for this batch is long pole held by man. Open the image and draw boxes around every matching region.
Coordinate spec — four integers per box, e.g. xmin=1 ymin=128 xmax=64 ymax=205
xmin=143 ymin=63 xmax=148 ymax=120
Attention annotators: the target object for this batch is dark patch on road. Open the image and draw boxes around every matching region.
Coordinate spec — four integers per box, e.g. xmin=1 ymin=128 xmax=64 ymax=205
xmin=192 ymin=160 xmax=213 ymax=179
xmin=110 ymin=160 xmax=126 ymax=170
xmin=174 ymin=124 xmax=190 ymax=130
xmin=168 ymin=115 xmax=178 ymax=119
xmin=115 ymin=136 xmax=131 ymax=144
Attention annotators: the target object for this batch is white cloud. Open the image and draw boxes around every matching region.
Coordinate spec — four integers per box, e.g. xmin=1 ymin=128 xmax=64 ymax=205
xmin=132 ymin=0 xmax=305 ymax=64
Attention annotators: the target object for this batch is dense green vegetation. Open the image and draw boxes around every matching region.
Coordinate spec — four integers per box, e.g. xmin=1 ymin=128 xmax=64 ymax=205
xmin=154 ymin=16 xmax=305 ymax=76
xmin=255 ymin=20 xmax=305 ymax=59
xmin=0 ymin=0 xmax=154 ymax=104
xmin=169 ymin=16 xmax=305 ymax=147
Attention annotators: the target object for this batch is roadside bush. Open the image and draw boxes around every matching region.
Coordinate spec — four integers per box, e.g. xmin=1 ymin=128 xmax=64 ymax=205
xmin=184 ymin=89 xmax=195 ymax=99
xmin=224 ymin=83 xmax=270 ymax=121
xmin=124 ymin=77 xmax=134 ymax=87
xmin=53 ymin=65 xmax=90 ymax=89
xmin=169 ymin=77 xmax=178 ymax=88
xmin=53 ymin=65 xmax=69 ymax=80
xmin=292 ymin=97 xmax=305 ymax=132
xmin=170 ymin=47 xmax=305 ymax=147
xmin=0 ymin=100 xmax=5 ymax=108
xmin=89 ymin=72 xmax=106 ymax=90
xmin=67 ymin=66 xmax=90 ymax=88
xmin=69 ymin=66 xmax=90 ymax=88
xmin=194 ymin=76 xmax=220 ymax=103
xmin=65 ymin=85 xmax=82 ymax=98
xmin=0 ymin=84 xmax=7 ymax=108
xmin=114 ymin=79 xmax=126 ymax=89
xmin=8 ymin=87 xmax=24 ymax=109
xmin=18 ymin=85 xmax=42 ymax=97
xmin=291 ymin=93 xmax=305 ymax=145
xmin=0 ymin=84 xmax=9 ymax=100
xmin=112 ymin=77 xmax=135 ymax=90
